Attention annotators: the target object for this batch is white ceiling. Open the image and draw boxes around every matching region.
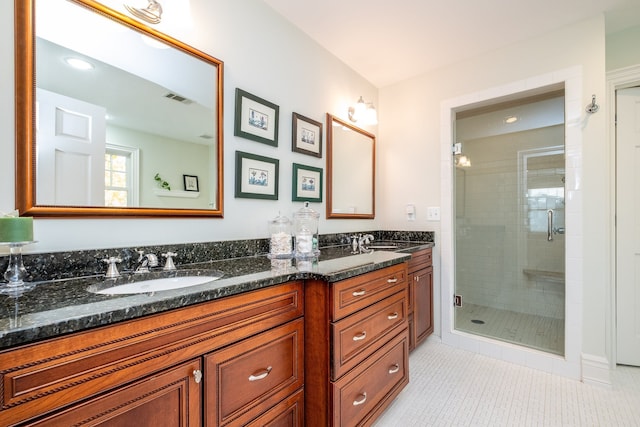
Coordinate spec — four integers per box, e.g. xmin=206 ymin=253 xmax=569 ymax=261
xmin=261 ymin=0 xmax=640 ymax=88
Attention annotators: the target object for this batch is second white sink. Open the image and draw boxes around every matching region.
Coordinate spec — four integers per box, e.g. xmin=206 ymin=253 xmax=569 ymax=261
xmin=90 ymin=273 xmax=222 ymax=295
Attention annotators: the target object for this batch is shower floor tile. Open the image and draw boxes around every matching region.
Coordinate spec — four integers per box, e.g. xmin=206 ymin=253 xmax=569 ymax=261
xmin=455 ymin=303 xmax=564 ymax=355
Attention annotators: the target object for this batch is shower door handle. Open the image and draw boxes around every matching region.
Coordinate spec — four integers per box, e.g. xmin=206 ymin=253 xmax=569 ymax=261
xmin=547 ymin=209 xmax=554 ymax=241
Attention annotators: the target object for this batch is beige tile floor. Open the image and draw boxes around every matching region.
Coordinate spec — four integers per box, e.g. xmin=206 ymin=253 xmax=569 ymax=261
xmin=374 ymin=337 xmax=640 ymax=426
xmin=455 ymin=303 xmax=565 ymax=355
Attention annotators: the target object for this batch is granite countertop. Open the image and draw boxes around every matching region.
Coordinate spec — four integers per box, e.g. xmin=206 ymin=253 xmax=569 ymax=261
xmin=0 ymin=241 xmax=433 ymax=350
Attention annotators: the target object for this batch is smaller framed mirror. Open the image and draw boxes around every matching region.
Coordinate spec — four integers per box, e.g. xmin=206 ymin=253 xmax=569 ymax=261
xmin=326 ymin=113 xmax=375 ymax=219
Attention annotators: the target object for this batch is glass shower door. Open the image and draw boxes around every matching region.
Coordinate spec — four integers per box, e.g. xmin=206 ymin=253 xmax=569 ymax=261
xmin=453 ymin=107 xmax=565 ymax=356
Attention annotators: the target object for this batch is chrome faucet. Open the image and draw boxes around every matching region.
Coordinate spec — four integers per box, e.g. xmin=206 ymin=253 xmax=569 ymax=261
xmin=350 ymin=234 xmax=375 ymax=254
xmin=134 ymin=250 xmax=159 ymax=273
xmin=358 ymin=234 xmax=375 ymax=252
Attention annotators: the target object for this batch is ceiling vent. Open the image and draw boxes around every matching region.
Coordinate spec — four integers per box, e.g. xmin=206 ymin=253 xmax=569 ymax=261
xmin=164 ymin=92 xmax=193 ymax=105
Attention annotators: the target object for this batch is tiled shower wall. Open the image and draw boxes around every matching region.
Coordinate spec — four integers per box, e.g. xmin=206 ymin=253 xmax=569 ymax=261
xmin=455 ymin=125 xmax=565 ymax=319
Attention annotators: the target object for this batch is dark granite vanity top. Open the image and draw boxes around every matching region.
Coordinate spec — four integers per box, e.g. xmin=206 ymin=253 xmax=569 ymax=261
xmin=0 ymin=241 xmax=433 ymax=350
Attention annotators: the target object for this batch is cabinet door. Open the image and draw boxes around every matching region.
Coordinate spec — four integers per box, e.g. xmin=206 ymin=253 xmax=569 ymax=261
xmin=414 ymin=266 xmax=433 ymax=346
xmin=26 ymin=359 xmax=202 ymax=427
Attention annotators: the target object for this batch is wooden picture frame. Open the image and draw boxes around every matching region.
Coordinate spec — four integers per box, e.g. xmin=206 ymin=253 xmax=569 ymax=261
xmin=235 ymin=151 xmax=279 ymax=200
xmin=234 ymin=88 xmax=279 ymax=146
xmin=292 ymin=163 xmax=322 ymax=202
xmin=292 ymin=112 xmax=322 ymax=157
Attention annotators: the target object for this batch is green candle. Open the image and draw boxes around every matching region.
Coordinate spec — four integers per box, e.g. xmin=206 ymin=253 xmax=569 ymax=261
xmin=0 ymin=217 xmax=34 ymax=243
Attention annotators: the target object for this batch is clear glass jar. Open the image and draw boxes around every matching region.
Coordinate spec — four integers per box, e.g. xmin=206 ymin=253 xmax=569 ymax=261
xmin=294 ymin=202 xmax=320 ymax=259
xmin=268 ymin=212 xmax=292 ymax=259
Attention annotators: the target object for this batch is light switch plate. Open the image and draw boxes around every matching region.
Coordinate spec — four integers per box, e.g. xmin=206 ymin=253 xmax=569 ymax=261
xmin=427 ymin=206 xmax=440 ymax=221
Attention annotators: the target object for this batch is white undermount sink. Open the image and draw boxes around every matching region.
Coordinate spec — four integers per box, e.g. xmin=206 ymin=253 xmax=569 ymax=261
xmin=89 ymin=272 xmax=223 ymax=295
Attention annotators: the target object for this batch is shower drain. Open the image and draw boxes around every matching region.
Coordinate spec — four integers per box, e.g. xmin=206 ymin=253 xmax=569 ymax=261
xmin=471 ymin=319 xmax=485 ymax=324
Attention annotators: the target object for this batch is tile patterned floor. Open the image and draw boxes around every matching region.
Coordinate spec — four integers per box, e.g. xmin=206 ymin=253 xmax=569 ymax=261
xmin=374 ymin=337 xmax=640 ymax=426
xmin=455 ymin=303 xmax=565 ymax=355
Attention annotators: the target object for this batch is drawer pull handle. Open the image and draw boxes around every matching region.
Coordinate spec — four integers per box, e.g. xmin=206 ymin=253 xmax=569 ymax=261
xmin=387 ymin=277 xmax=398 ymax=283
xmin=193 ymin=369 xmax=203 ymax=384
xmin=249 ymin=366 xmax=273 ymax=381
xmin=353 ymin=331 xmax=367 ymax=341
xmin=352 ymin=289 xmax=366 ymax=297
xmin=353 ymin=392 xmax=367 ymax=406
xmin=388 ymin=364 xmax=400 ymax=374
xmin=387 ymin=312 xmax=399 ymax=320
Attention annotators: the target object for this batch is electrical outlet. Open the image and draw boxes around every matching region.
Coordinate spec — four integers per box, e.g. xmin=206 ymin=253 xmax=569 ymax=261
xmin=427 ymin=207 xmax=440 ymax=221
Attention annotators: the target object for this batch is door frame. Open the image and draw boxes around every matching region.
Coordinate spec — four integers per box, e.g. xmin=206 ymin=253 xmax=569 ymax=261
xmin=606 ymin=64 xmax=640 ymax=368
xmin=440 ymin=67 xmax=583 ymax=380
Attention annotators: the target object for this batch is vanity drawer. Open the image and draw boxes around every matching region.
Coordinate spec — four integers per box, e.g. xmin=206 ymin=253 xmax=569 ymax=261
xmin=331 ymin=263 xmax=407 ymax=321
xmin=408 ymin=248 xmax=432 ymax=273
xmin=244 ymin=388 xmax=304 ymax=427
xmin=331 ymin=290 xmax=408 ymax=379
xmin=331 ymin=331 xmax=409 ymax=427
xmin=205 ymin=318 xmax=304 ymax=427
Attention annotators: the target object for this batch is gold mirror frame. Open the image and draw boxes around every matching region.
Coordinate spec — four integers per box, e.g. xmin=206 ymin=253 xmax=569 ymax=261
xmin=15 ymin=0 xmax=224 ymax=217
xmin=326 ymin=113 xmax=375 ymax=219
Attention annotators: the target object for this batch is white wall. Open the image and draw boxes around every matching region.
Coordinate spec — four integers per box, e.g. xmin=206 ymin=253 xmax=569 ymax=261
xmin=107 ymin=125 xmax=212 ymax=209
xmin=0 ymin=0 xmax=381 ymax=253
xmin=607 ymin=25 xmax=640 ymax=70
xmin=378 ymin=16 xmax=608 ymax=378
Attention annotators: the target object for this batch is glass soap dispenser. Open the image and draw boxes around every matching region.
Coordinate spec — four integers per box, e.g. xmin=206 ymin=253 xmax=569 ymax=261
xmin=294 ymin=202 xmax=320 ymax=259
xmin=268 ymin=212 xmax=293 ymax=259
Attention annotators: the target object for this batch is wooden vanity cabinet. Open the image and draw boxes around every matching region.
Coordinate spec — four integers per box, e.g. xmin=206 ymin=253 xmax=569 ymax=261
xmin=408 ymin=248 xmax=433 ymax=351
xmin=305 ymin=263 xmax=410 ymax=427
xmin=0 ymin=281 xmax=304 ymax=427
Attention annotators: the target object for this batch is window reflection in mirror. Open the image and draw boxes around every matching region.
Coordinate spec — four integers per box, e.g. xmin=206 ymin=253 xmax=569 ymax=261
xmin=326 ymin=114 xmax=375 ymax=219
xmin=15 ymin=0 xmax=223 ymax=217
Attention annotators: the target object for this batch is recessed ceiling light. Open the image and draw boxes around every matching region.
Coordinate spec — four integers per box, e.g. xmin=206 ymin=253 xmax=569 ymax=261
xmin=64 ymin=57 xmax=94 ymax=70
xmin=504 ymin=115 xmax=519 ymax=124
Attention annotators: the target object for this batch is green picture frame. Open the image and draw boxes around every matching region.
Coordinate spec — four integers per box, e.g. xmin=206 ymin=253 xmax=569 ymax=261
xmin=235 ymin=151 xmax=279 ymax=200
xmin=292 ymin=163 xmax=323 ymax=203
xmin=234 ymin=88 xmax=279 ymax=146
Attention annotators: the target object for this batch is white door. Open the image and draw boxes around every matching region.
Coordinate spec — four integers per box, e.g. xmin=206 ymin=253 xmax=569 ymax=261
xmin=36 ymin=88 xmax=106 ymax=206
xmin=616 ymin=86 xmax=640 ymax=366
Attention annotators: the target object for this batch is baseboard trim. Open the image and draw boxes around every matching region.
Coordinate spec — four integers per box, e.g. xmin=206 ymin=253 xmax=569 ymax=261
xmin=582 ymin=353 xmax=612 ymax=387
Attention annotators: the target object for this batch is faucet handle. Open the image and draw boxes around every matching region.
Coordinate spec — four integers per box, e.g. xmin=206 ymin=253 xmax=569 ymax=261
xmin=162 ymin=252 xmax=177 ymax=271
xmin=102 ymin=257 xmax=122 ymax=278
xmin=146 ymin=253 xmax=159 ymax=268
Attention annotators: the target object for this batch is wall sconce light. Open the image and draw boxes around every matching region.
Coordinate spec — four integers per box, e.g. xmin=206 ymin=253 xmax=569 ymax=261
xmin=125 ymin=0 xmax=163 ymax=24
xmin=453 ymin=142 xmax=471 ymax=168
xmin=455 ymin=155 xmax=472 ymax=168
xmin=348 ymin=96 xmax=378 ymax=125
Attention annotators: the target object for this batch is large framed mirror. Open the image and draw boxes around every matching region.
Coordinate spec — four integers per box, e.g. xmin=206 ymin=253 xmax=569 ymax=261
xmin=326 ymin=113 xmax=375 ymax=219
xmin=15 ymin=0 xmax=224 ymax=217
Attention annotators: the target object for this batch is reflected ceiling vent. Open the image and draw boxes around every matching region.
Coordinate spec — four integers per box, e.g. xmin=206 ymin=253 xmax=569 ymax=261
xmin=164 ymin=92 xmax=193 ymax=105
xmin=199 ymin=134 xmax=214 ymax=140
